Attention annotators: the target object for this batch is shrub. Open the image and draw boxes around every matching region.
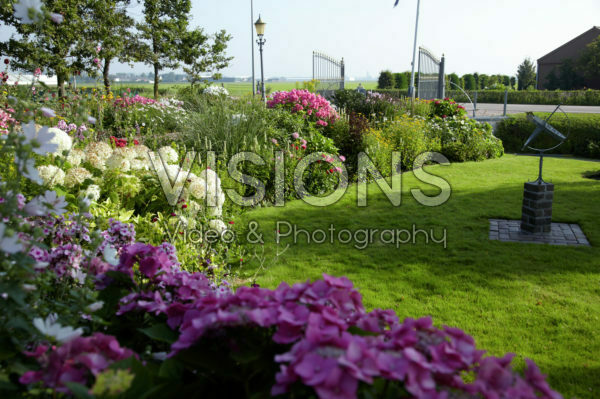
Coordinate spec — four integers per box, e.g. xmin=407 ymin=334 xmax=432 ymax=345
xmin=377 ymin=70 xmax=395 ymax=89
xmin=324 ymin=113 xmax=370 ymax=177
xmin=365 ymin=115 xmax=440 ymax=172
xmin=430 ymin=97 xmax=467 ymax=119
xmin=267 ymin=89 xmax=339 ymax=127
xmin=495 ymin=113 xmax=600 ymax=158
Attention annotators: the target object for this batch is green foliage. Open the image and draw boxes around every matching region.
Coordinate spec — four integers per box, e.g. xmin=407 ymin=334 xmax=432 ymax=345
xmin=496 ymin=112 xmax=600 ymax=158
xmin=545 ymin=59 xmax=585 ymax=90
xmin=371 ymin=88 xmax=600 ymax=106
xmin=393 ymin=72 xmax=409 ymax=89
xmin=0 ymin=0 xmax=99 ymax=97
xmin=463 ymin=74 xmax=477 ymax=90
xmin=579 ymin=34 xmax=600 ymax=79
xmin=377 ymin=70 xmax=395 ymax=89
xmin=517 ymin=58 xmax=536 ymax=90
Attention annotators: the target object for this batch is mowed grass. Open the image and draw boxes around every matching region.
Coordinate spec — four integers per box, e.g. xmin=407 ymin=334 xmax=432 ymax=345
xmin=240 ymin=154 xmax=600 ymax=399
xmin=84 ymin=81 xmax=378 ymax=97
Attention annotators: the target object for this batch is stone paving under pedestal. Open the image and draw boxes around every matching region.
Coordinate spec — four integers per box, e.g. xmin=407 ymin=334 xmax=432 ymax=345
xmin=489 ymin=219 xmax=591 ymax=246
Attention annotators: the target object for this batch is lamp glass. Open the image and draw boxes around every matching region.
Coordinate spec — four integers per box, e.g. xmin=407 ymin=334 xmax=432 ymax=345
xmin=254 ymin=15 xmax=266 ymax=36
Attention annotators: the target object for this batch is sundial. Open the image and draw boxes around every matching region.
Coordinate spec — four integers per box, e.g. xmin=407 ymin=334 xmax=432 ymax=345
xmin=522 ymin=104 xmax=570 ymax=183
xmin=519 ymin=104 xmax=570 ymax=234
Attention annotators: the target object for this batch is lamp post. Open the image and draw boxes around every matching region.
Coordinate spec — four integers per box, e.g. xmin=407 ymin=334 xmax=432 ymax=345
xmin=254 ymin=15 xmax=266 ymax=103
xmin=251 ymin=0 xmax=255 ymax=96
xmin=407 ymin=0 xmax=421 ymax=102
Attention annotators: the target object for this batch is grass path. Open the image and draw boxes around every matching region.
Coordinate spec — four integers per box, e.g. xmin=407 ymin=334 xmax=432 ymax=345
xmin=240 ymin=154 xmax=600 ymax=399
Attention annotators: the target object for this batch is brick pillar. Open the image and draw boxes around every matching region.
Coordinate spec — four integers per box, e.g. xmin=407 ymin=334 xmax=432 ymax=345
xmin=521 ymin=182 xmax=554 ymax=233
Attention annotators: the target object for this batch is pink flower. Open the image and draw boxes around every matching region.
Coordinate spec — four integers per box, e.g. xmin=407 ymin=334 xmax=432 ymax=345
xmin=339 ymin=155 xmax=346 ymax=162
xmin=292 ymin=132 xmax=299 ymax=139
xmin=34 ymin=68 xmax=42 ymax=77
xmin=271 ymin=138 xmax=278 ymax=145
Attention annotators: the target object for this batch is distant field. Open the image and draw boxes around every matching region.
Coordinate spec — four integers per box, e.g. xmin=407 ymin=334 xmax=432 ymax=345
xmin=83 ymin=81 xmax=378 ymax=97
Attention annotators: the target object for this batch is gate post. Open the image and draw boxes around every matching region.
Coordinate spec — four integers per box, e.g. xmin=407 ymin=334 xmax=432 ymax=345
xmin=340 ymin=58 xmax=345 ymax=90
xmin=438 ymin=54 xmax=445 ymax=99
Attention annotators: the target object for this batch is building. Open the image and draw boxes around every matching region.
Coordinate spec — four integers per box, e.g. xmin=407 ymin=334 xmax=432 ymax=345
xmin=537 ymin=26 xmax=600 ymax=90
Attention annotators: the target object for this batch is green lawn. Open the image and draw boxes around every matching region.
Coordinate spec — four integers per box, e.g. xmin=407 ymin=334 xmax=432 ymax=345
xmin=240 ymin=154 xmax=600 ymax=399
xmin=83 ymin=81 xmax=378 ymax=97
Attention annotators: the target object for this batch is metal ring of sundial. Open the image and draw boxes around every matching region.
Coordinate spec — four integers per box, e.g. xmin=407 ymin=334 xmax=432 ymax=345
xmin=522 ymin=104 xmax=571 ymax=153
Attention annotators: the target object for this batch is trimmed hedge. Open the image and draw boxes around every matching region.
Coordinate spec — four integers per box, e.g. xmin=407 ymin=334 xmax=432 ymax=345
xmin=366 ymin=89 xmax=600 ymax=106
xmin=495 ymin=113 xmax=600 ymax=158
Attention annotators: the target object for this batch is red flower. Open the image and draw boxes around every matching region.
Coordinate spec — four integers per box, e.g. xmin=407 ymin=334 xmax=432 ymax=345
xmin=228 ymin=221 xmax=234 ymax=225
xmin=3 ymin=59 xmax=9 ymax=65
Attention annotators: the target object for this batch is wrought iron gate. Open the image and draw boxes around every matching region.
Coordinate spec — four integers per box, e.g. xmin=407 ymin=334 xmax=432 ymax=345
xmin=417 ymin=47 xmax=445 ymax=100
xmin=312 ymin=51 xmax=345 ymax=97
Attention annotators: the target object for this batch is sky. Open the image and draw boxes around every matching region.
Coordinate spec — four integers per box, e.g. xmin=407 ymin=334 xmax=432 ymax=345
xmin=2 ymin=0 xmax=600 ymax=79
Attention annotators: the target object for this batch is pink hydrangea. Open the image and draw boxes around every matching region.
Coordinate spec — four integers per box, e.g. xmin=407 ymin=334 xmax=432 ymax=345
xmin=19 ymin=333 xmax=135 ymax=394
xmin=267 ymin=89 xmax=339 ymax=127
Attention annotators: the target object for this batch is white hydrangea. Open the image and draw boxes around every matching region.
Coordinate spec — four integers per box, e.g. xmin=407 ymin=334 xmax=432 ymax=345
xmin=48 ymin=128 xmax=73 ymax=156
xmin=209 ymin=219 xmax=227 ymax=233
xmin=113 ymin=147 xmax=137 ymax=160
xmin=158 ymin=146 xmax=178 ymax=164
xmin=200 ymin=169 xmax=221 ymax=197
xmin=84 ymin=184 xmax=101 ymax=202
xmin=204 ymin=85 xmax=229 ymax=96
xmin=37 ymin=165 xmax=65 ymax=187
xmin=86 ymin=153 xmax=106 ymax=171
xmin=105 ymin=154 xmax=131 ymax=172
xmin=85 ymin=142 xmax=113 ymax=161
xmin=130 ymin=159 xmax=150 ymax=171
xmin=66 ymin=148 xmax=85 ymax=167
xmin=64 ymin=167 xmax=92 ymax=187
xmin=134 ymin=144 xmax=150 ymax=160
xmin=207 ymin=206 xmax=223 ymax=218
xmin=188 ymin=177 xmax=207 ymax=200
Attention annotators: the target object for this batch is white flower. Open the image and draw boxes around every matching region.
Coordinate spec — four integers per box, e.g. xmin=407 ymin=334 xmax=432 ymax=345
xmin=134 ymin=144 xmax=150 ymax=160
xmin=24 ymin=197 xmax=45 ymax=216
xmin=87 ymin=116 xmax=97 ymax=125
xmin=0 ymin=223 xmax=23 ymax=254
xmin=130 ymin=159 xmax=149 ymax=171
xmin=103 ymin=246 xmax=119 ymax=266
xmin=113 ymin=147 xmax=137 ymax=160
xmin=22 ymin=284 xmax=36 ymax=292
xmin=157 ymin=146 xmax=178 ymax=164
xmin=188 ymin=177 xmax=207 ymax=200
xmin=207 ymin=206 xmax=223 ymax=218
xmin=86 ymin=153 xmax=106 ymax=171
xmin=40 ymin=190 xmax=68 ymax=215
xmin=33 ymin=315 xmax=83 ymax=343
xmin=49 ymin=12 xmax=63 ymax=23
xmin=105 ymin=154 xmax=131 ymax=172
xmin=37 ymin=165 xmax=65 ymax=187
xmin=204 ymin=85 xmax=229 ymax=96
xmin=64 ymin=167 xmax=92 ymax=187
xmin=84 ymin=184 xmax=101 ymax=202
xmin=209 ymin=219 xmax=227 ymax=234
xmin=47 ymin=127 xmax=73 ymax=156
xmin=85 ymin=141 xmax=113 ymax=162
xmin=199 ymin=169 xmax=221 ymax=197
xmin=22 ymin=122 xmax=58 ymax=155
xmin=66 ymin=148 xmax=85 ymax=166
xmin=13 ymin=0 xmax=43 ymax=24
xmin=40 ymin=107 xmax=56 ymax=118
xmin=70 ymin=269 xmax=87 ymax=284
xmin=15 ymin=155 xmax=42 ymax=184
xmin=88 ymin=301 xmax=104 ymax=312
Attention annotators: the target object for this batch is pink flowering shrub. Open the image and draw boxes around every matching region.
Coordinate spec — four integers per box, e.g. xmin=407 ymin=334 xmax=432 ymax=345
xmin=19 ymin=333 xmax=135 ymax=393
xmin=267 ymin=89 xmax=339 ymax=127
xmin=76 ymin=245 xmax=562 ymax=399
xmin=0 ymin=107 xmax=16 ymax=134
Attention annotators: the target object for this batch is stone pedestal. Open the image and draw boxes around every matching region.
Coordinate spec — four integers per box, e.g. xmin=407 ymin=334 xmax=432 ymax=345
xmin=521 ymin=182 xmax=554 ymax=233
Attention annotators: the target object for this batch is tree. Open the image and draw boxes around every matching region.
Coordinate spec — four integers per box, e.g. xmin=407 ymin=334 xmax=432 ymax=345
xmin=510 ymin=76 xmax=516 ymax=89
xmin=377 ymin=70 xmax=394 ymax=89
xmin=181 ymin=29 xmax=233 ymax=86
xmin=85 ymin=0 xmax=136 ymax=93
xmin=517 ymin=58 xmax=536 ymax=90
xmin=0 ymin=0 xmax=97 ymax=97
xmin=502 ymin=75 xmax=511 ymax=87
xmin=463 ymin=74 xmax=476 ymax=90
xmin=136 ymin=0 xmax=231 ymax=98
xmin=479 ymin=74 xmax=489 ymax=89
xmin=473 ymin=72 xmax=480 ymax=90
xmin=578 ymin=34 xmax=600 ymax=80
xmin=393 ymin=72 xmax=408 ymax=89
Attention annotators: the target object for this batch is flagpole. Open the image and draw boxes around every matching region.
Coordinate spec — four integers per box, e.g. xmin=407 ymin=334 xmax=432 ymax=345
xmin=251 ymin=0 xmax=256 ymax=96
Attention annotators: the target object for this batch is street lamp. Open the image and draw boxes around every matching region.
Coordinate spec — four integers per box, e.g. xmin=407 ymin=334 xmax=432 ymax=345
xmin=254 ymin=15 xmax=266 ymax=103
xmin=396 ymin=0 xmax=421 ymax=102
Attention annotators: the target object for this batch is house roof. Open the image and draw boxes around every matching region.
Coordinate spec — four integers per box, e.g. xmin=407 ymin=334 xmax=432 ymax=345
xmin=538 ymin=26 xmax=600 ymax=63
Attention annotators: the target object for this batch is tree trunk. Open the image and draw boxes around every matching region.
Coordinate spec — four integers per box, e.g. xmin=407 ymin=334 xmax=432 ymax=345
xmin=154 ymin=63 xmax=159 ymax=99
xmin=103 ymin=57 xmax=112 ymax=94
xmin=57 ymin=72 xmax=66 ymax=98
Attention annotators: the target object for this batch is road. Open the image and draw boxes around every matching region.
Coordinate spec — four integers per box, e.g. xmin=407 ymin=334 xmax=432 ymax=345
xmin=458 ymin=103 xmax=600 ymax=117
